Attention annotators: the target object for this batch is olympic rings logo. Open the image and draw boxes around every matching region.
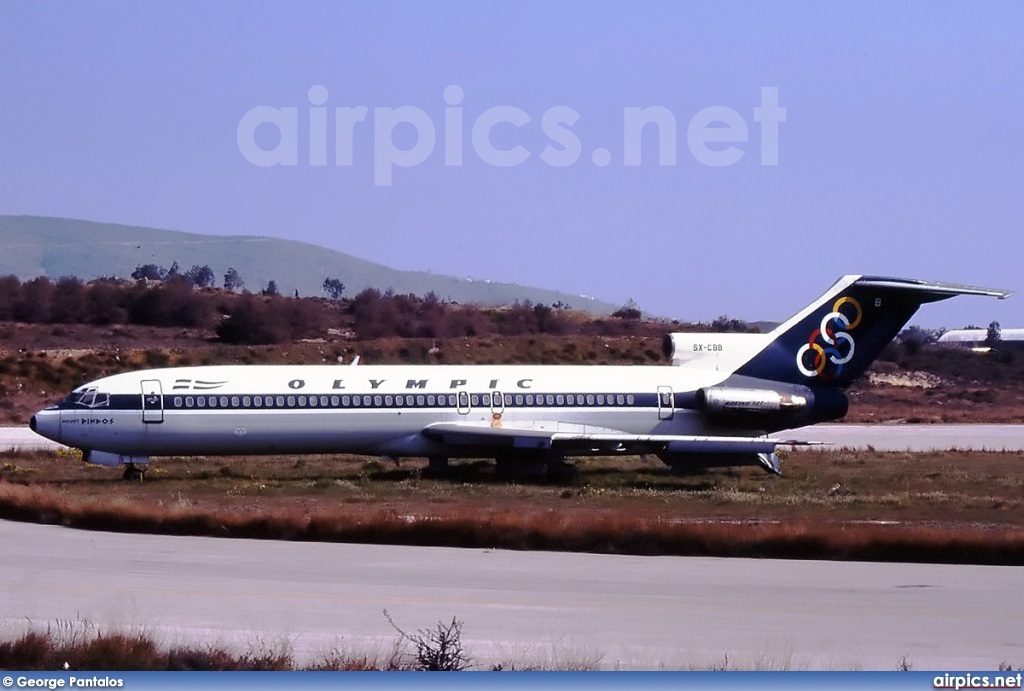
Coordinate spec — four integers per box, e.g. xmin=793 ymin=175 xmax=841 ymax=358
xmin=796 ymin=296 xmax=862 ymax=379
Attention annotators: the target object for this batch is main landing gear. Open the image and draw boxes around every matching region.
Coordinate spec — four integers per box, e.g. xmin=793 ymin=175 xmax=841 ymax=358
xmin=425 ymin=453 xmax=577 ymax=483
xmin=428 ymin=456 xmax=450 ymax=473
xmin=495 ymin=451 xmax=577 ymax=483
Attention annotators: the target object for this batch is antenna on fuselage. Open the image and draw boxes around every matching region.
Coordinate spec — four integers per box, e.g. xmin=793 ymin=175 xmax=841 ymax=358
xmin=350 ymin=356 xmax=360 ymax=366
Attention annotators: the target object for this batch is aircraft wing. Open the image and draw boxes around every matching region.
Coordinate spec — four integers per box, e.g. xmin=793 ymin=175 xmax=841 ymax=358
xmin=421 ymin=421 xmax=818 ymax=455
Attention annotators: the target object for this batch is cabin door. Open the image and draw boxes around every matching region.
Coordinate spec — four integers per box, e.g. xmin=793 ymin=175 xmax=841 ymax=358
xmin=141 ymin=380 xmax=164 ymax=424
xmin=657 ymin=386 xmax=674 ymax=420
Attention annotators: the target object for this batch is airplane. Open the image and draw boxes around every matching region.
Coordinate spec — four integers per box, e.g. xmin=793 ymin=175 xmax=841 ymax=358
xmin=29 ymin=275 xmax=1012 ymax=481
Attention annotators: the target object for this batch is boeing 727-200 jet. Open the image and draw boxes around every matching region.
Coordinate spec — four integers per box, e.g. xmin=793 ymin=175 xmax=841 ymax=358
xmin=30 ymin=275 xmax=1012 ymax=480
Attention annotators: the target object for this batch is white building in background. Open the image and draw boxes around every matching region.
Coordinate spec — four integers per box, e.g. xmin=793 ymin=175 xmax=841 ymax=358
xmin=937 ymin=328 xmax=1024 ymax=349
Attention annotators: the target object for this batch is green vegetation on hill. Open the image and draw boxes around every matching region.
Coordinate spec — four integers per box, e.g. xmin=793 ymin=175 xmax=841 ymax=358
xmin=0 ymin=215 xmax=618 ymax=311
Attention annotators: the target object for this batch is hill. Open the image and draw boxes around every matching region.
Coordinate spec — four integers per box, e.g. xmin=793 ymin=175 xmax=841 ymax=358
xmin=0 ymin=216 xmax=618 ymax=312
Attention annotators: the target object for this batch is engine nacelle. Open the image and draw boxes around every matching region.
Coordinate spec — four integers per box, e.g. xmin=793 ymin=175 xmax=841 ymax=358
xmin=693 ymin=380 xmax=848 ymax=426
xmin=662 ymin=332 xmax=772 ymax=368
xmin=696 ymin=386 xmax=810 ymax=415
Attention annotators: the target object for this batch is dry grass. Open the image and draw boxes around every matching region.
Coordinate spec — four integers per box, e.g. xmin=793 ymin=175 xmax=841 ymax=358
xmin=1 ymin=447 xmax=1022 ymax=565
xmin=0 ymin=622 xmax=412 ymax=670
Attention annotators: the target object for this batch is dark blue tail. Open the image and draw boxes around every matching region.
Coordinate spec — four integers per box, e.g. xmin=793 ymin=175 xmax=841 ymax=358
xmin=734 ymin=275 xmax=1012 ymax=388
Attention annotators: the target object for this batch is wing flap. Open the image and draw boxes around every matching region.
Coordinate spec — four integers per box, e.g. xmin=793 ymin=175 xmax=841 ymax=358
xmin=421 ymin=421 xmax=820 ymax=455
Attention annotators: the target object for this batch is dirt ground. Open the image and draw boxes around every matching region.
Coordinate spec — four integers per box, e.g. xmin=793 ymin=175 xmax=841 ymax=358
xmin=2 ymin=446 xmax=1021 ymax=564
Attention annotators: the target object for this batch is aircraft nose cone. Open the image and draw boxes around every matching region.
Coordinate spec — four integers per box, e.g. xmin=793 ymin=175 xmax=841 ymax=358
xmin=30 ymin=409 xmax=61 ymax=443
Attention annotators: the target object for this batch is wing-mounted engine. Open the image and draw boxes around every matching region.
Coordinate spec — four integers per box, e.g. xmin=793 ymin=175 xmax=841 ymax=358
xmin=694 ymin=376 xmax=848 ymax=428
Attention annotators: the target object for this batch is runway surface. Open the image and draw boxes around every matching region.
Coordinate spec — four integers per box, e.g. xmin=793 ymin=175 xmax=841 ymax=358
xmin=0 ymin=520 xmax=1020 ymax=670
xmin=779 ymin=424 xmax=1024 ymax=451
xmin=0 ymin=426 xmax=65 ymax=450
xmin=5 ymin=424 xmax=1024 ymax=453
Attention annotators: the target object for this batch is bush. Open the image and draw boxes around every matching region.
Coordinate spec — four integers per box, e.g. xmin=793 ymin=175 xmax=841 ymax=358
xmin=384 ymin=610 xmax=470 ymax=671
xmin=216 ymin=296 xmax=290 ymax=345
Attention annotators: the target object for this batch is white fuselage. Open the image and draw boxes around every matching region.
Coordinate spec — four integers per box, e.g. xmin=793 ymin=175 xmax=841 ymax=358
xmin=33 ymin=363 xmax=747 ymax=459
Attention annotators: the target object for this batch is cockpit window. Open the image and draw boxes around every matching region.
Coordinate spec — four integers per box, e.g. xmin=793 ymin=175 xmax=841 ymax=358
xmin=72 ymin=387 xmax=110 ymax=408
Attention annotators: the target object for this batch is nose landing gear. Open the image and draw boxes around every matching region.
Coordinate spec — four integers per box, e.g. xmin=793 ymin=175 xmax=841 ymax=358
xmin=122 ymin=463 xmax=146 ymax=482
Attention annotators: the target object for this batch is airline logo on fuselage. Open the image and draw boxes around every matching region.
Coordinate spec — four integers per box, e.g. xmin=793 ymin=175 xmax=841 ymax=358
xmin=173 ymin=379 xmax=228 ymax=391
xmin=795 ymin=297 xmax=861 ymax=380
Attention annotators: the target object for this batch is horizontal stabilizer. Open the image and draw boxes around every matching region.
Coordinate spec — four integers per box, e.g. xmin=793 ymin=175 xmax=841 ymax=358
xmin=854 ymin=277 xmax=1014 ymax=299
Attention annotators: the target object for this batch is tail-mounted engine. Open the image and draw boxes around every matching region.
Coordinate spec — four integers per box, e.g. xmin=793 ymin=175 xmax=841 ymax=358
xmin=694 ymin=377 xmax=848 ymax=427
xmin=696 ymin=386 xmax=809 ymax=415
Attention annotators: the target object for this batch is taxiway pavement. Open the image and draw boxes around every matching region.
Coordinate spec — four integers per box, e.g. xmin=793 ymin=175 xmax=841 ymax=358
xmin=0 ymin=520 xmax=1020 ymax=670
xmin=5 ymin=424 xmax=1024 ymax=453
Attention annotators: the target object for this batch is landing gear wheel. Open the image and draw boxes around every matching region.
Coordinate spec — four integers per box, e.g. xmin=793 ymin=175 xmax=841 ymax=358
xmin=495 ymin=452 xmax=575 ymax=483
xmin=496 ymin=455 xmax=546 ymax=481
xmin=427 ymin=456 xmax=450 ymax=474
xmin=544 ymin=454 xmax=578 ymax=484
xmin=546 ymin=462 xmax=578 ymax=484
xmin=122 ymin=463 xmax=145 ymax=482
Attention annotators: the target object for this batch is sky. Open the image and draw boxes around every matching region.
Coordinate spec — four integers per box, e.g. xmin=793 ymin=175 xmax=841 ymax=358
xmin=1 ymin=1 xmax=1022 ymax=328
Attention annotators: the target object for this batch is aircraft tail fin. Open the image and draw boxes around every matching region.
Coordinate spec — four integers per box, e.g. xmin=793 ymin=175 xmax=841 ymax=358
xmin=733 ymin=275 xmax=1012 ymax=388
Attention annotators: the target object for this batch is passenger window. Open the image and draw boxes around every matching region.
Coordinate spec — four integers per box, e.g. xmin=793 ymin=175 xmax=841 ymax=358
xmin=186 ymin=396 xmax=194 ymax=407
